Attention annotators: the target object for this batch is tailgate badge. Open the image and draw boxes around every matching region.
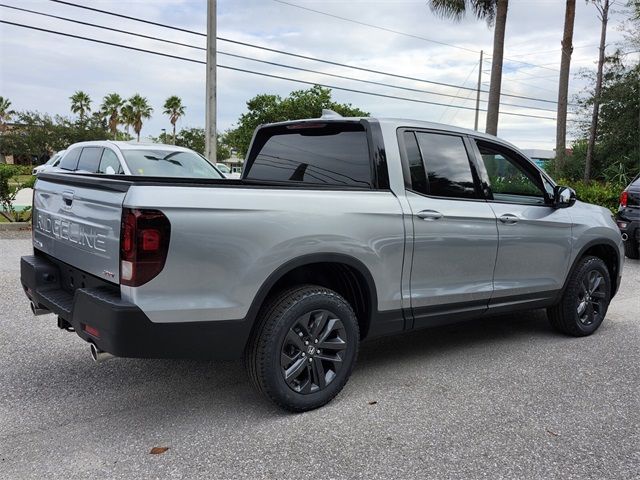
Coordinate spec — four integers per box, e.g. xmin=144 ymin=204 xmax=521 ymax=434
xmin=102 ymin=270 xmax=115 ymax=279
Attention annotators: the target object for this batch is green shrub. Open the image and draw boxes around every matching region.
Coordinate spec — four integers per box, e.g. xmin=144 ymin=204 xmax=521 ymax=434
xmin=557 ymin=178 xmax=623 ymax=213
xmin=0 ymin=164 xmax=35 ymax=222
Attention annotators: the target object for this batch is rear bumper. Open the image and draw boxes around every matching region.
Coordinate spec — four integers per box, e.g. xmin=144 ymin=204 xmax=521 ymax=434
xmin=20 ymin=254 xmax=251 ymax=360
xmin=615 ymin=211 xmax=640 ymax=241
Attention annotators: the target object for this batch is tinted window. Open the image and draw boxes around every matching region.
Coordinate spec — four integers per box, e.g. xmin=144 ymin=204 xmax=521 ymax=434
xmin=476 ymin=141 xmax=545 ymax=205
xmin=245 ymin=124 xmax=371 ymax=187
xmin=98 ymin=149 xmax=123 ymax=174
xmin=415 ymin=132 xmax=477 ymax=199
xmin=59 ymin=148 xmax=80 ymax=171
xmin=122 ymin=150 xmax=223 ymax=178
xmin=77 ymin=147 xmax=103 ymax=173
xmin=403 ymin=131 xmax=428 ymax=195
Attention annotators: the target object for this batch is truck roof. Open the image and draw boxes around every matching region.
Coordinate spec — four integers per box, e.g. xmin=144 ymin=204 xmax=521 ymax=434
xmin=259 ymin=116 xmax=522 ymax=152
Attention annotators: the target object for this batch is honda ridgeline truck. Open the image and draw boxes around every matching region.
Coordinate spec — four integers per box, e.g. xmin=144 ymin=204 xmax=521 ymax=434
xmin=21 ymin=113 xmax=624 ymax=411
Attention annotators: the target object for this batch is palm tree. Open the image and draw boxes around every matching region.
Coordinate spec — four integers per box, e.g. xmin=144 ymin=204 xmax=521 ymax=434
xmin=585 ymin=0 xmax=611 ymax=182
xmin=163 ymin=95 xmax=186 ymax=144
xmin=121 ymin=103 xmax=134 ymax=136
xmin=101 ymin=93 xmax=124 ymax=137
xmin=70 ymin=90 xmax=92 ymax=122
xmin=0 ymin=96 xmax=15 ymax=132
xmin=428 ymin=0 xmax=508 ymax=135
xmin=128 ymin=94 xmax=153 ymax=142
xmin=555 ymin=0 xmax=576 ymax=172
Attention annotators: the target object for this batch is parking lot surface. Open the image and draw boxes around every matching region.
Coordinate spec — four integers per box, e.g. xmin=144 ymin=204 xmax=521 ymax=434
xmin=1 ymin=231 xmax=638 ymax=479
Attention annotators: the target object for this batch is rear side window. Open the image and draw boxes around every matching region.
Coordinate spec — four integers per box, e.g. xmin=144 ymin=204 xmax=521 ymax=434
xmin=403 ymin=131 xmax=428 ymax=195
xmin=77 ymin=147 xmax=103 ymax=173
xmin=415 ymin=132 xmax=478 ymax=199
xmin=59 ymin=148 xmax=80 ymax=171
xmin=245 ymin=123 xmax=372 ymax=187
xmin=98 ymin=149 xmax=123 ymax=174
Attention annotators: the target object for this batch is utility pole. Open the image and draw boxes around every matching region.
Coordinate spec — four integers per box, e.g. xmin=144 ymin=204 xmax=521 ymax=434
xmin=474 ymin=50 xmax=483 ymax=131
xmin=205 ymin=0 xmax=216 ymax=163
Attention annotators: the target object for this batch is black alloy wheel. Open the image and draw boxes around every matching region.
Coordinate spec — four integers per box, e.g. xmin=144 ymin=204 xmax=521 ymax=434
xmin=281 ymin=309 xmax=347 ymax=394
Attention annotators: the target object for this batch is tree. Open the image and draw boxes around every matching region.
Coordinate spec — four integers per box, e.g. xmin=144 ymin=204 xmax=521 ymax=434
xmin=555 ymin=0 xmax=576 ymax=170
xmin=0 ymin=96 xmax=15 ymax=132
xmin=120 ymin=103 xmax=134 ymax=136
xmin=0 ymin=111 xmax=110 ymax=164
xmin=584 ymin=0 xmax=611 ymax=182
xmin=163 ymin=96 xmax=186 ymax=144
xmin=158 ymin=127 xmax=231 ymax=160
xmin=69 ymin=90 xmax=92 ymax=122
xmin=428 ymin=0 xmax=508 ymax=135
xmin=100 ymin=93 xmax=124 ymax=138
xmin=225 ymin=86 xmax=369 ymax=156
xmin=127 ymin=94 xmax=153 ymax=142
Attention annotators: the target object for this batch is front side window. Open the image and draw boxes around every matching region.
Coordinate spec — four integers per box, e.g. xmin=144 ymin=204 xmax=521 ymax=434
xmin=59 ymin=148 xmax=80 ymax=171
xmin=476 ymin=141 xmax=546 ymax=205
xmin=122 ymin=150 xmax=223 ymax=178
xmin=244 ymin=123 xmax=372 ymax=187
xmin=415 ymin=132 xmax=478 ymax=199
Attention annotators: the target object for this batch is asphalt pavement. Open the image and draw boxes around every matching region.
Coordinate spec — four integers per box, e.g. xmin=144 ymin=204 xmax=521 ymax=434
xmin=1 ymin=231 xmax=638 ymax=479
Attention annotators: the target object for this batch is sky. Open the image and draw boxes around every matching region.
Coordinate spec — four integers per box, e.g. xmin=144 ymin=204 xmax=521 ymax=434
xmin=0 ymin=0 xmax=636 ymax=150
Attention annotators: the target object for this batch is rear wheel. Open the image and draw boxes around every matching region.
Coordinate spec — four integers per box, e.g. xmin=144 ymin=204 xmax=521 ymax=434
xmin=547 ymin=256 xmax=611 ymax=336
xmin=623 ymin=238 xmax=639 ymax=259
xmin=245 ymin=285 xmax=359 ymax=412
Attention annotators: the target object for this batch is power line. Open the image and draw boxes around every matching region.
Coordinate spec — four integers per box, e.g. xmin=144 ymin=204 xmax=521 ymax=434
xmin=273 ymin=0 xmax=561 ymax=73
xmin=43 ymin=0 xmax=564 ymax=106
xmin=0 ymin=3 xmax=561 ymax=113
xmin=0 ymin=19 xmax=561 ymax=121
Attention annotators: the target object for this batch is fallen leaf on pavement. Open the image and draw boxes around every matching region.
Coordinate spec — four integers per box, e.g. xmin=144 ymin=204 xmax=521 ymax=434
xmin=150 ymin=447 xmax=169 ymax=455
xmin=368 ymin=401 xmax=378 ymax=405
xmin=546 ymin=429 xmax=560 ymax=437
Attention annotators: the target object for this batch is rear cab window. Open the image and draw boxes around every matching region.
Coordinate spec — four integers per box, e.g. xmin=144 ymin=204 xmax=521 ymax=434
xmin=244 ymin=122 xmax=372 ymax=188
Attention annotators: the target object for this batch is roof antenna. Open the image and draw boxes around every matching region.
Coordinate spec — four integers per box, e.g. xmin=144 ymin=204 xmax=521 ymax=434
xmin=321 ymin=109 xmax=343 ymax=119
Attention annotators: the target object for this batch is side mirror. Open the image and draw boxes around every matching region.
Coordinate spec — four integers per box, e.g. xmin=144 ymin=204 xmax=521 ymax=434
xmin=554 ymin=185 xmax=576 ymax=208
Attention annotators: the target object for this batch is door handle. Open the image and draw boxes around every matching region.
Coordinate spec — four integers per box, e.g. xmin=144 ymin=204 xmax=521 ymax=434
xmin=416 ymin=210 xmax=443 ymax=221
xmin=62 ymin=191 xmax=74 ymax=207
xmin=499 ymin=213 xmax=519 ymax=224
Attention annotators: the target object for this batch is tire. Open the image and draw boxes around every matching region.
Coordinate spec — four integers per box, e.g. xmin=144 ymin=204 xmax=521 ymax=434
xmin=547 ymin=256 xmax=611 ymax=337
xmin=623 ymin=239 xmax=640 ymax=259
xmin=245 ymin=285 xmax=360 ymax=412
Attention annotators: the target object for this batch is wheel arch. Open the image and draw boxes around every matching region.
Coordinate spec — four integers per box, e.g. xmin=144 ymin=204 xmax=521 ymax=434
xmin=245 ymin=253 xmax=378 ymax=340
xmin=563 ymin=238 xmax=621 ymax=298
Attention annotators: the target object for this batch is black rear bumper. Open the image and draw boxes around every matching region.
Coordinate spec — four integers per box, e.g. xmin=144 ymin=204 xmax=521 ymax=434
xmin=20 ymin=254 xmax=251 ymax=360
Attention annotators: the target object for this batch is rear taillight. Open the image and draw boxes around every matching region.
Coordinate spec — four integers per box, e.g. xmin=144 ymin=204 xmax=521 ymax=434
xmin=620 ymin=191 xmax=628 ymax=207
xmin=120 ymin=208 xmax=171 ymax=287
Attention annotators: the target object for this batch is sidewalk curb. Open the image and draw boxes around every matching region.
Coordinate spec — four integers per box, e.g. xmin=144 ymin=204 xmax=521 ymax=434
xmin=0 ymin=222 xmax=31 ymax=231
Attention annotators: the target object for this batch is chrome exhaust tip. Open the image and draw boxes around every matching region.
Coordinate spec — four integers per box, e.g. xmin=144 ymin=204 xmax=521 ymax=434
xmin=30 ymin=301 xmax=50 ymax=316
xmin=621 ymin=233 xmax=628 ymax=241
xmin=90 ymin=343 xmax=114 ymax=364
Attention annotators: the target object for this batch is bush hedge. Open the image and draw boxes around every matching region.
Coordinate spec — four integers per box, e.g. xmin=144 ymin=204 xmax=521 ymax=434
xmin=558 ymin=179 xmax=623 ymax=213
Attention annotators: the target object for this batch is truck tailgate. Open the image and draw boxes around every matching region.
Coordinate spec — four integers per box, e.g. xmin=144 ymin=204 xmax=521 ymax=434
xmin=32 ymin=175 xmax=125 ymax=283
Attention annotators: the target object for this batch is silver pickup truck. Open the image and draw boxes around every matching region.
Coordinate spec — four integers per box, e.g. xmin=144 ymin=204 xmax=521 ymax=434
xmin=21 ymin=114 xmax=624 ymax=411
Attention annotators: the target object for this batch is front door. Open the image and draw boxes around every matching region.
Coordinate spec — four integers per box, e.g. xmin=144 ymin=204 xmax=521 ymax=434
xmin=472 ymin=138 xmax=572 ymax=306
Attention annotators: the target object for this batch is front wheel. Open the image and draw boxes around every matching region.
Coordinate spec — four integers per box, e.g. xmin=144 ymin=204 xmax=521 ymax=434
xmin=547 ymin=256 xmax=611 ymax=336
xmin=245 ymin=285 xmax=359 ymax=412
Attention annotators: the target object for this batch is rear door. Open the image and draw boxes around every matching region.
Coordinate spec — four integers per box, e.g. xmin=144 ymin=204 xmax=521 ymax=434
xmin=399 ymin=130 xmax=498 ymax=328
xmin=33 ymin=176 xmax=126 ymax=283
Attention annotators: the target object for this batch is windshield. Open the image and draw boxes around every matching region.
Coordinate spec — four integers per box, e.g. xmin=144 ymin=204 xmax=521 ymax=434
xmin=216 ymin=163 xmax=231 ymax=173
xmin=122 ymin=149 xmax=223 ymax=178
